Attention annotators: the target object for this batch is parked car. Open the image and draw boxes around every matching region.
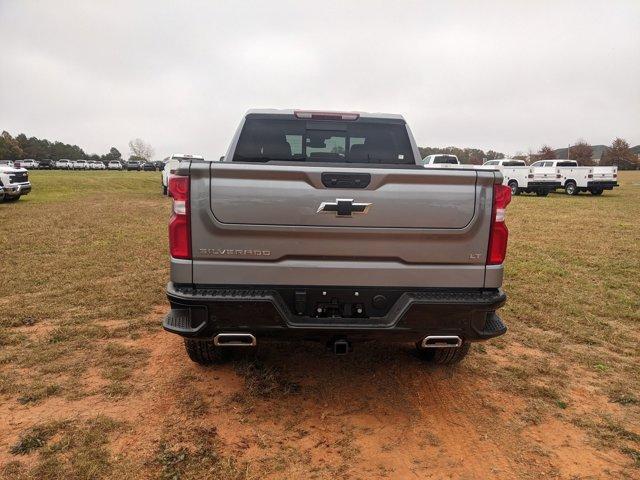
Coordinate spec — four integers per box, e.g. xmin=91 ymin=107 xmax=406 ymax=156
xmin=162 ymin=153 xmax=204 ymax=195
xmin=142 ymin=162 xmax=156 ymax=171
xmin=91 ymin=161 xmax=106 ymax=170
xmin=420 ymin=154 xmax=460 ymax=167
xmin=73 ymin=160 xmax=89 ymax=170
xmin=0 ymin=164 xmax=31 ymax=202
xmin=153 ymin=161 xmax=165 ymax=170
xmin=163 ymin=109 xmax=511 ymax=365
xmin=38 ymin=159 xmax=54 ymax=170
xmin=125 ymin=160 xmax=141 ymax=171
xmin=107 ymin=161 xmax=123 ymax=170
xmin=55 ymin=159 xmax=73 ymax=170
xmin=0 ymin=161 xmax=15 ymax=168
xmin=14 ymin=159 xmax=38 ymax=169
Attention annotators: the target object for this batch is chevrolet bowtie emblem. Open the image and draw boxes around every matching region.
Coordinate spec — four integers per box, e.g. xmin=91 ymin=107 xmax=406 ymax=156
xmin=317 ymin=199 xmax=372 ymax=217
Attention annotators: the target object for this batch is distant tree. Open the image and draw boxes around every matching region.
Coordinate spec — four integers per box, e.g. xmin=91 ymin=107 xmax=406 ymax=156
xmin=101 ymin=147 xmax=122 ymax=162
xmin=512 ymin=152 xmax=528 ymax=161
xmin=0 ymin=131 xmax=24 ymax=159
xmin=486 ymin=150 xmax=505 ymax=161
xmin=568 ymin=140 xmax=594 ymax=166
xmin=128 ymin=138 xmax=154 ymax=161
xmin=601 ymin=138 xmax=638 ymax=170
xmin=128 ymin=155 xmax=146 ymax=162
xmin=537 ymin=145 xmax=556 ymax=160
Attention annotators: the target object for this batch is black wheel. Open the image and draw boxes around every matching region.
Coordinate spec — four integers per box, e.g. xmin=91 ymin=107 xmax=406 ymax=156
xmin=508 ymin=180 xmax=520 ymax=196
xmin=590 ymin=189 xmax=603 ymax=196
xmin=162 ymin=185 xmax=168 ymax=196
xmin=184 ymin=338 xmax=229 ymax=365
xmin=416 ymin=341 xmax=471 ymax=365
xmin=4 ymin=195 xmax=20 ymax=202
xmin=565 ymin=181 xmax=578 ymax=195
xmin=535 ymin=190 xmax=549 ymax=197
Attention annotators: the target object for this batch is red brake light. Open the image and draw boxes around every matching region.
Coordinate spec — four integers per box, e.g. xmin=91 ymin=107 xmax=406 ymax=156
xmin=487 ymin=184 xmax=511 ymax=265
xmin=294 ymin=110 xmax=359 ymax=121
xmin=168 ymin=175 xmax=190 ymax=259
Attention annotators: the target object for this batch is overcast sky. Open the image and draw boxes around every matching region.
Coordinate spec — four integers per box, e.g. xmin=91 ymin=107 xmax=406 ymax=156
xmin=0 ymin=1 xmax=638 ymax=158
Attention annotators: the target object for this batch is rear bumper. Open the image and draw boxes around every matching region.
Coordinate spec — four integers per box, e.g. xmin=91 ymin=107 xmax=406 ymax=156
xmin=164 ymin=282 xmax=507 ymax=344
xmin=527 ymin=181 xmax=561 ymax=189
xmin=587 ymin=180 xmax=618 ymax=190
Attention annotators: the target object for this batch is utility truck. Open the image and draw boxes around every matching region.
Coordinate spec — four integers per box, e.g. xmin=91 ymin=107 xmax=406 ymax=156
xmin=530 ymin=160 xmax=618 ymax=195
xmin=163 ymin=109 xmax=512 ymax=365
xmin=479 ymin=159 xmax=559 ymax=195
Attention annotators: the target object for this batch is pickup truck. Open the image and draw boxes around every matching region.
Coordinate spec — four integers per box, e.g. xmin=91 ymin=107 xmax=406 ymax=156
xmin=163 ymin=109 xmax=511 ymax=365
xmin=420 ymin=154 xmax=460 ymax=167
xmin=0 ymin=164 xmax=31 ymax=201
xmin=530 ymin=160 xmax=618 ymax=195
xmin=479 ymin=159 xmax=559 ymax=196
xmin=162 ymin=153 xmax=204 ymax=195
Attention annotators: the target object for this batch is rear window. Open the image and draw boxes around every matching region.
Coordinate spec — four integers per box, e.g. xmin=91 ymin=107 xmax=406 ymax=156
xmin=557 ymin=161 xmax=578 ymax=167
xmin=232 ymin=118 xmax=414 ymax=164
xmin=433 ymin=155 xmax=458 ymax=164
xmin=503 ymin=160 xmax=526 ymax=166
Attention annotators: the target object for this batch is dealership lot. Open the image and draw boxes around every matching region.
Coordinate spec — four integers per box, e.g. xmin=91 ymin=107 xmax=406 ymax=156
xmin=0 ymin=170 xmax=638 ymax=479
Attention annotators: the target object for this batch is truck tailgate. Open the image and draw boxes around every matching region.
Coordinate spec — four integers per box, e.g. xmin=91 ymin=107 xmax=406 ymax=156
xmin=187 ymin=162 xmax=499 ymax=288
xmin=210 ymin=163 xmax=476 ymax=229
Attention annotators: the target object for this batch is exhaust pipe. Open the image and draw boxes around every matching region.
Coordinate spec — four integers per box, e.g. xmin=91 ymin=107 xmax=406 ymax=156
xmin=213 ymin=333 xmax=257 ymax=347
xmin=421 ymin=335 xmax=462 ymax=348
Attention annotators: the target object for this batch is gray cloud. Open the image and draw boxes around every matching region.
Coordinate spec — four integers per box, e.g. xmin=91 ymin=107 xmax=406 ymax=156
xmin=1 ymin=0 xmax=638 ymax=158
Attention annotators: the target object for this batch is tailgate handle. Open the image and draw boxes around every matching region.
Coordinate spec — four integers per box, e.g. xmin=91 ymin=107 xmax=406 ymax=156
xmin=321 ymin=172 xmax=371 ymax=189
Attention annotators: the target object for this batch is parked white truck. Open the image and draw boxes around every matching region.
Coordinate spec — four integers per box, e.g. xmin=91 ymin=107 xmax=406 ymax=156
xmin=480 ymin=159 xmax=560 ymax=196
xmin=420 ymin=154 xmax=460 ymax=167
xmin=0 ymin=164 xmax=31 ymax=202
xmin=530 ymin=160 xmax=618 ymax=195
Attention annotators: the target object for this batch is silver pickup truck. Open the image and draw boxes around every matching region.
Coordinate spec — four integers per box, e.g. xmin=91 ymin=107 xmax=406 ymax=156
xmin=164 ymin=109 xmax=511 ymax=365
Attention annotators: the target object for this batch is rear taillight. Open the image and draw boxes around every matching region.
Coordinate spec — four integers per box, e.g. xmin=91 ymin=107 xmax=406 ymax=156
xmin=487 ymin=184 xmax=512 ymax=265
xmin=168 ymin=175 xmax=190 ymax=259
xmin=613 ymin=174 xmax=617 ymax=178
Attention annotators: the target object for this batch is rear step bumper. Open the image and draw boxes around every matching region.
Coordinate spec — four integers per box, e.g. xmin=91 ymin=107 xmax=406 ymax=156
xmin=164 ymin=283 xmax=507 ymax=344
xmin=587 ymin=180 xmax=618 ymax=190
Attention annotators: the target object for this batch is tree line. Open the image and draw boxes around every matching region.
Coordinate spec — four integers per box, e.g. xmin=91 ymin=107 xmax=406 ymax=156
xmin=0 ymin=131 xmax=154 ymax=163
xmin=516 ymin=138 xmax=639 ymax=170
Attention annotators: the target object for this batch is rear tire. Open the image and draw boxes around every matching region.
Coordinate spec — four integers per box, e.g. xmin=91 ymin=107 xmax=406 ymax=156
xmin=4 ymin=195 xmax=20 ymax=202
xmin=508 ymin=180 xmax=520 ymax=196
xmin=565 ymin=181 xmax=578 ymax=195
xmin=416 ymin=341 xmax=471 ymax=365
xmin=184 ymin=338 xmax=229 ymax=365
xmin=162 ymin=185 xmax=168 ymax=196
xmin=590 ymin=189 xmax=603 ymax=196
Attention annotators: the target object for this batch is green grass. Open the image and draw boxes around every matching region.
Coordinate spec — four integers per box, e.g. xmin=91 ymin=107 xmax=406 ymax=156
xmin=0 ymin=170 xmax=639 ymax=478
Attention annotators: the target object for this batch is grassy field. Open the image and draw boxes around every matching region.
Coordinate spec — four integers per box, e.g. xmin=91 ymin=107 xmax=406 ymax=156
xmin=0 ymin=170 xmax=638 ymax=479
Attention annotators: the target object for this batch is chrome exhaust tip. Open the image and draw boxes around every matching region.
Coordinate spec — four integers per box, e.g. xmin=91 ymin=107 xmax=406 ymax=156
xmin=213 ymin=333 xmax=257 ymax=347
xmin=421 ymin=335 xmax=462 ymax=348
